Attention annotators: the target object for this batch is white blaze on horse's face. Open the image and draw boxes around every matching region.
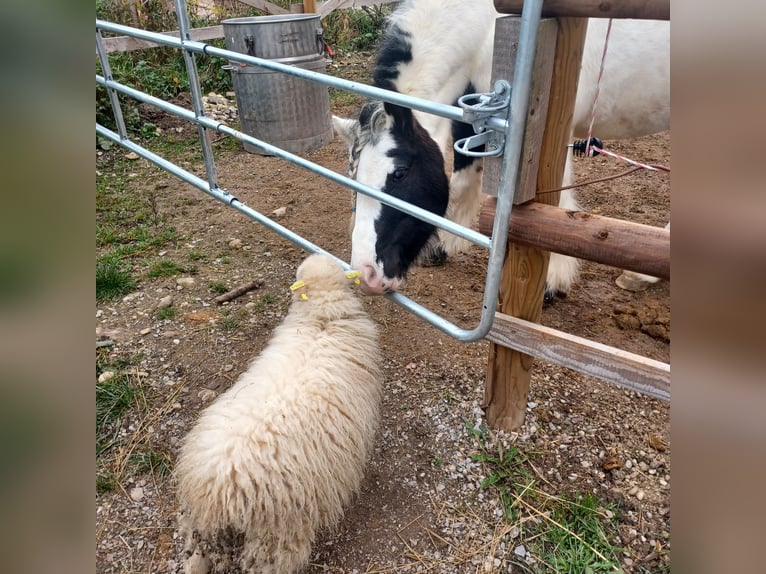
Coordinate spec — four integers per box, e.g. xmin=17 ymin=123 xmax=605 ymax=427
xmin=334 ymin=103 xmax=450 ymax=296
xmin=351 ymin=127 xmax=401 ymax=295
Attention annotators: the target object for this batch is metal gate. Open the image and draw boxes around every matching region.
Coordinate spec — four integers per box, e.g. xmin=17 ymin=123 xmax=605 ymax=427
xmin=96 ymin=0 xmax=546 ymax=343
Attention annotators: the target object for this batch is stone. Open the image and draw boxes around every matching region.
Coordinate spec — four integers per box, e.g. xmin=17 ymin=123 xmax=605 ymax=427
xmin=129 ymin=487 xmax=144 ymax=501
xmin=272 ymin=206 xmax=288 ymax=218
xmin=157 ymin=295 xmax=173 ymax=309
xmin=514 ymin=545 xmax=526 ymax=557
xmin=197 ymin=388 xmax=217 ymax=403
xmin=98 ymin=371 xmax=115 ymax=383
xmin=176 ymin=277 xmax=196 ymax=289
xmin=228 ymin=238 xmax=243 ymax=249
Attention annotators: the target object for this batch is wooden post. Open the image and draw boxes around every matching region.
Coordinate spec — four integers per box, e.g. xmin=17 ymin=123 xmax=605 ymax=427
xmin=484 ymin=18 xmax=588 ymax=431
xmin=303 ymin=0 xmax=317 ymax=13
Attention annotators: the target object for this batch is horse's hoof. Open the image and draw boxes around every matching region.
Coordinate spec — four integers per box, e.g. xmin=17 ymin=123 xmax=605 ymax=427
xmin=420 ymin=245 xmax=448 ymax=267
xmin=543 ymin=288 xmax=566 ymax=306
xmin=615 ymin=270 xmax=657 ymax=292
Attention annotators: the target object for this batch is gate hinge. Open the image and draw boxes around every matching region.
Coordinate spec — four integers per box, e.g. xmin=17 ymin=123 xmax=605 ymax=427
xmin=453 ymin=80 xmax=511 ymax=158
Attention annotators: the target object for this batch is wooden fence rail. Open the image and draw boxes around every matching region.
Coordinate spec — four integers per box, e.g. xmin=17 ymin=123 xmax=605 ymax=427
xmin=99 ymin=0 xmax=395 ymax=53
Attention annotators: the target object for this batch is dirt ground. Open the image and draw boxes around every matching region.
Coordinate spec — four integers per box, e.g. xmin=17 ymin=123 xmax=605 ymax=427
xmin=96 ymin=59 xmax=670 ymax=572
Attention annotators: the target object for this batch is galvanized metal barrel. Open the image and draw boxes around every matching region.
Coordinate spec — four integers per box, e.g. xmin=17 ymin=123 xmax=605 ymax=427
xmin=222 ymin=14 xmax=333 ymax=155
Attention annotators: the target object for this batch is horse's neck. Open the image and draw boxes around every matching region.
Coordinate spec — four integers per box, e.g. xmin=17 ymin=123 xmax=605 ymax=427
xmin=387 ymin=0 xmax=497 ymax=152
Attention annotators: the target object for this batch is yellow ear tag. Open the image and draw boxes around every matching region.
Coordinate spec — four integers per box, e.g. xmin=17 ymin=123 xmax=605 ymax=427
xmin=346 ymin=270 xmax=362 ymax=285
xmin=290 ymin=280 xmax=308 ymax=300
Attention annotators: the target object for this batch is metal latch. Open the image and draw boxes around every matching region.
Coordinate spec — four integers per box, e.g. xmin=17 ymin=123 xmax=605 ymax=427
xmin=453 ymin=80 xmax=511 ymax=157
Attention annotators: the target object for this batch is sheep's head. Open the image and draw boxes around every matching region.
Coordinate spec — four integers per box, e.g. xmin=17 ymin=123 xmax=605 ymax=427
xmin=290 ymin=253 xmax=360 ymax=301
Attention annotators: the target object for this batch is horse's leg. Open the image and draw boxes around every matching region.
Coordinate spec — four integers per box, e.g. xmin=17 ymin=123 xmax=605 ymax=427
xmin=615 ymin=222 xmax=669 ymax=291
xmin=426 ymin=115 xmax=487 ymax=262
xmin=439 ymin=158 xmax=485 ymax=257
xmin=544 ymin=156 xmax=581 ymax=304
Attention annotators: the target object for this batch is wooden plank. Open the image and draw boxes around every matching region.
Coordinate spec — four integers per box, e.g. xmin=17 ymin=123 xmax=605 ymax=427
xmin=479 ymin=199 xmax=670 ymax=279
xmin=484 ymin=18 xmax=588 ymax=431
xmin=487 ymin=312 xmax=670 ymax=401
xmin=481 ymin=17 xmax=558 ymax=204
xmin=303 ymin=0 xmax=317 ymax=12
xmin=101 ymin=25 xmax=224 ymax=53
xmin=99 ymin=1 xmax=290 ymax=54
xmin=317 ymin=0 xmax=394 ymax=19
xmin=234 ymin=0 xmax=290 ymax=14
xmin=494 ymin=0 xmax=670 ymax=20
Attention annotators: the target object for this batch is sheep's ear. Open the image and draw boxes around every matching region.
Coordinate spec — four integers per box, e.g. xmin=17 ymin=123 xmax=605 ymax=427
xmin=332 ymin=115 xmax=358 ymax=146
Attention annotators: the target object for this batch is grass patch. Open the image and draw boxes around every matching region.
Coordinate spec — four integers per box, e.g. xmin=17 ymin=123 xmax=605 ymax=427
xmin=130 ymin=447 xmax=173 ymax=479
xmin=465 ymin=422 xmax=624 ymax=572
xmin=96 ymin=374 xmax=136 ymax=429
xmin=535 ymin=492 xmax=623 ymax=573
xmin=147 ymin=258 xmax=187 ymax=278
xmin=96 ymin=470 xmax=117 ymax=494
xmin=188 ymin=250 xmax=207 ymax=261
xmin=220 ymin=316 xmax=240 ymax=331
xmin=156 ymin=307 xmax=176 ymax=320
xmin=96 ymin=373 xmax=138 ymax=460
xmin=251 ymin=293 xmax=278 ymax=313
xmin=96 ymin=255 xmax=136 ymax=300
xmin=208 ymin=280 xmax=228 ymax=294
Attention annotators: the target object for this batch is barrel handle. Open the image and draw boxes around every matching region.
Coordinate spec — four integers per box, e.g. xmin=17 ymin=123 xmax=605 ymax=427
xmin=315 ymin=27 xmax=324 ymax=56
xmin=245 ymin=34 xmax=255 ymax=57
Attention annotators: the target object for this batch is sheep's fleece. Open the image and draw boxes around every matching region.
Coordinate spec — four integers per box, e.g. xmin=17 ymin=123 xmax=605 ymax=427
xmin=176 ymin=253 xmax=383 ymax=574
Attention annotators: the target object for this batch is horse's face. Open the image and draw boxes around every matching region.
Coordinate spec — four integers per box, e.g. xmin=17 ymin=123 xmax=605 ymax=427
xmin=333 ymin=102 xmax=449 ymax=295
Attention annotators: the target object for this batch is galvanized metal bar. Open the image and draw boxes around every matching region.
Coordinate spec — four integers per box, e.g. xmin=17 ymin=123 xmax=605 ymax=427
xmin=173 ymin=0 xmax=221 ymax=191
xmin=95 ymin=19 xmax=508 ymax=134
xmin=96 ymin=123 xmax=347 ymax=269
xmin=95 ymin=30 xmax=127 ymax=139
xmin=96 ymin=74 xmax=490 ymax=249
xmin=444 ymin=0 xmax=545 ymax=341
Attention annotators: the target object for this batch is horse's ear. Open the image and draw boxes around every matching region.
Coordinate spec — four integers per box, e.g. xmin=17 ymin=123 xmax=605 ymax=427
xmin=383 ymin=102 xmax=414 ymax=132
xmin=332 ymin=115 xmax=358 ymax=146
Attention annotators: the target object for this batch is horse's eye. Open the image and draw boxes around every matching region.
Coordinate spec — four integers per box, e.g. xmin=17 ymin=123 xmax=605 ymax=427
xmin=392 ymin=167 xmax=408 ymax=180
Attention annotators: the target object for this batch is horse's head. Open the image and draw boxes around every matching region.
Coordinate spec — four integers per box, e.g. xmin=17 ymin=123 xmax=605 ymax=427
xmin=333 ymin=101 xmax=449 ymax=295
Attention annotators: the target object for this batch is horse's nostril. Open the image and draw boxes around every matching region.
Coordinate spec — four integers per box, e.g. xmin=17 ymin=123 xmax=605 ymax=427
xmin=362 ymin=265 xmax=377 ymax=283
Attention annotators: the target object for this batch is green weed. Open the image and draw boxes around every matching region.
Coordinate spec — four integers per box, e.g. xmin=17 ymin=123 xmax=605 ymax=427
xmin=252 ymin=293 xmax=278 ymax=312
xmin=131 ymin=447 xmax=173 ymax=479
xmin=156 ymin=307 xmax=176 ymax=320
xmin=147 ymin=259 xmax=186 ymax=278
xmin=533 ymin=493 xmax=623 ymax=573
xmin=96 ymin=255 xmax=136 ymax=300
xmin=208 ymin=280 xmax=228 ymax=294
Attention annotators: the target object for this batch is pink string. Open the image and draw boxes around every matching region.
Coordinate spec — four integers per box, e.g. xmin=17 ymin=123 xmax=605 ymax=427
xmin=585 ymin=19 xmax=613 ymax=157
xmin=590 ymin=146 xmax=670 ymax=172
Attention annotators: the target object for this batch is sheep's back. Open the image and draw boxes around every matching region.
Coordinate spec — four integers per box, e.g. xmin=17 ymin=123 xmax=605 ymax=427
xmin=176 ymin=310 xmax=381 ymax=539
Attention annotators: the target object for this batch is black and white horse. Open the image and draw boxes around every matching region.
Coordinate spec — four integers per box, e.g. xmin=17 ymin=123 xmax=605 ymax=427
xmin=333 ymin=0 xmax=669 ymax=297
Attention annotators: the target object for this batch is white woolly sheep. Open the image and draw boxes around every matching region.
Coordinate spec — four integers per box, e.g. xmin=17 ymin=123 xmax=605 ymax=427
xmin=175 ymin=253 xmax=383 ymax=574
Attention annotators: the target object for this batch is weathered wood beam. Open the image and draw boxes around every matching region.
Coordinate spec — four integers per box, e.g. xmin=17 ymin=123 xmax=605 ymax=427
xmin=98 ymin=1 xmax=291 ymax=54
xmin=317 ymin=0 xmax=394 ymax=20
xmin=100 ymin=25 xmax=224 ymax=54
xmin=479 ymin=199 xmax=670 ymax=280
xmin=494 ymin=0 xmax=670 ymax=20
xmin=488 ymin=312 xmax=670 ymax=401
